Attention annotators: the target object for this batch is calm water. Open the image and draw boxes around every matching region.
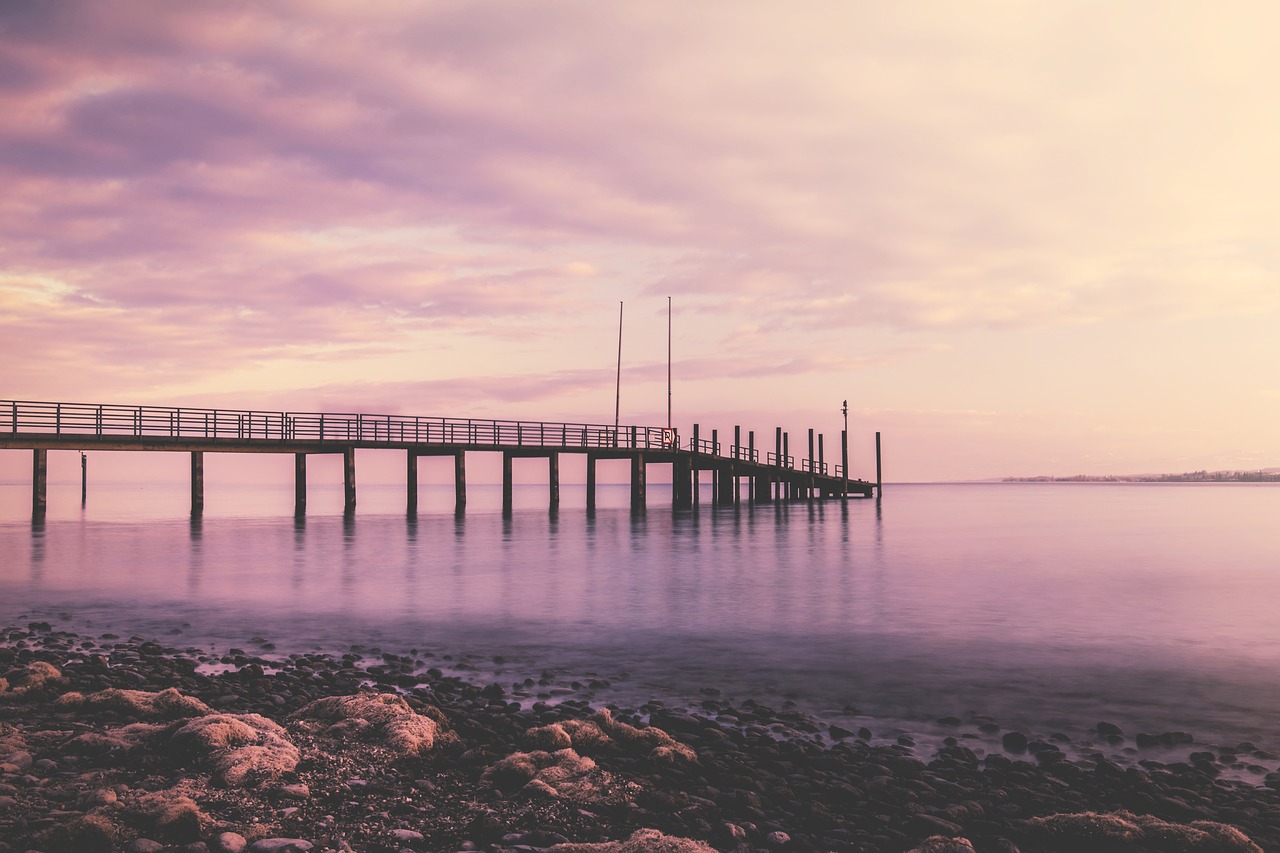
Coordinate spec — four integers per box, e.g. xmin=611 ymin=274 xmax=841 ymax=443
xmin=4 ymin=479 xmax=1280 ymax=766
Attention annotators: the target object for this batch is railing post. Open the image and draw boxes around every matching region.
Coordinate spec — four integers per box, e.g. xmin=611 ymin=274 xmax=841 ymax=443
xmin=56 ymin=403 xmax=61 ymax=435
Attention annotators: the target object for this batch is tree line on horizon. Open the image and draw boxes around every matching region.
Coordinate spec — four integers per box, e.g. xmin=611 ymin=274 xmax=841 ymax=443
xmin=1004 ymin=470 xmax=1280 ymax=483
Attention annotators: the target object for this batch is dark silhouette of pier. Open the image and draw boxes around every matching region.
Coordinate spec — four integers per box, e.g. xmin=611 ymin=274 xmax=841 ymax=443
xmin=3 ymin=399 xmax=880 ymax=520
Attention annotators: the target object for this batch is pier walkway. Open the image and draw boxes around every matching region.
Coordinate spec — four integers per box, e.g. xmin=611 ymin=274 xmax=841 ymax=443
xmin=3 ymin=399 xmax=879 ymax=520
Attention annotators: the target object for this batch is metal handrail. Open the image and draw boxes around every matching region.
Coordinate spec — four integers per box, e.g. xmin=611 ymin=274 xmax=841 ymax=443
xmin=767 ymin=451 xmax=795 ymax=469
xmin=802 ymin=459 xmax=829 ymax=475
xmin=2 ymin=399 xmax=666 ymax=452
xmin=687 ymin=437 xmax=720 ymax=455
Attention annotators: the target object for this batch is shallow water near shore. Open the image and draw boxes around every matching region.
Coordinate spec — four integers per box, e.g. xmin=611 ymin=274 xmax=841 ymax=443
xmin=5 ymin=479 xmax=1280 ymax=776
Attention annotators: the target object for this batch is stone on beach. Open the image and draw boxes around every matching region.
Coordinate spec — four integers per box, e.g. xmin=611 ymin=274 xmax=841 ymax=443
xmin=907 ymin=837 xmax=975 ymax=853
xmin=65 ymin=722 xmax=169 ymax=757
xmin=1026 ymin=809 xmax=1263 ymax=852
xmin=544 ymin=828 xmax=718 ymax=853
xmin=287 ymin=692 xmax=454 ymax=755
xmin=131 ymin=788 xmax=208 ymax=843
xmin=524 ymin=708 xmax=697 ymax=763
xmin=38 ymin=813 xmax=125 ymax=853
xmin=0 ymin=660 xmax=63 ymax=698
xmin=483 ymin=748 xmax=639 ymax=804
xmin=169 ymin=713 xmax=300 ymax=787
xmin=56 ymin=686 xmax=213 ymax=719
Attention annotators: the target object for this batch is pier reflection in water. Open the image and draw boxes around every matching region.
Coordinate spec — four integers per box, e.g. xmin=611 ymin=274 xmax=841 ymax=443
xmin=4 ymin=482 xmax=1280 ymax=757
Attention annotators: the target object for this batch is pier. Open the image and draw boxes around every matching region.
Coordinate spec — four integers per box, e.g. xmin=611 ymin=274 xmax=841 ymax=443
xmin=3 ymin=399 xmax=879 ymax=520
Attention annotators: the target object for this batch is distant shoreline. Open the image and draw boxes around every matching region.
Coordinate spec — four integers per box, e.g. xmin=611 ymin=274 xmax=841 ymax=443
xmin=1003 ymin=470 xmax=1280 ymax=484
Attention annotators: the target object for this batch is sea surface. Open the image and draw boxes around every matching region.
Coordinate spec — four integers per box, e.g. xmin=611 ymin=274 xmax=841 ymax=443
xmin=4 ymin=478 xmax=1280 ymax=773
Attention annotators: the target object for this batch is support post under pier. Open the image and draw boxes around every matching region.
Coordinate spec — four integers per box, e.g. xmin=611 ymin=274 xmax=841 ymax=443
xmin=548 ymin=452 xmax=560 ymax=511
xmin=191 ymin=451 xmax=204 ymax=518
xmin=454 ymin=450 xmax=467 ymax=512
xmin=295 ymin=453 xmax=307 ymax=516
xmin=630 ymin=453 xmax=646 ymax=512
xmin=343 ymin=448 xmax=356 ymax=514
xmin=32 ymin=448 xmax=47 ymax=522
xmin=502 ymin=451 xmax=513 ymax=515
xmin=405 ymin=451 xmax=417 ymax=515
xmin=585 ymin=454 xmax=596 ymax=513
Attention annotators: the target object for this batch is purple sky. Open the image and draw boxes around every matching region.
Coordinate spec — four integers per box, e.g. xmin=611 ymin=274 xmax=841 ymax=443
xmin=4 ymin=2 xmax=1280 ymax=482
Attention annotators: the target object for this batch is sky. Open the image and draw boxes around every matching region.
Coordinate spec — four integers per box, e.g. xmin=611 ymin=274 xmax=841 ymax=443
xmin=4 ymin=0 xmax=1280 ymax=484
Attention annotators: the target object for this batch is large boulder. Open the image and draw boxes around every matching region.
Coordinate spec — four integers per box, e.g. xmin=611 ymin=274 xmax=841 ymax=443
xmin=524 ymin=709 xmax=696 ymax=764
xmin=288 ymin=692 xmax=453 ymax=755
xmin=545 ymin=829 xmax=718 ymax=853
xmin=56 ymin=687 xmax=212 ymax=720
xmin=1025 ymin=810 xmax=1261 ymax=852
xmin=483 ymin=748 xmax=640 ymax=805
xmin=169 ymin=713 xmax=299 ymax=787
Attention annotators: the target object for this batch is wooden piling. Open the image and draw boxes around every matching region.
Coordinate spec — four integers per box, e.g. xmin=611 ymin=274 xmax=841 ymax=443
xmin=711 ymin=429 xmax=719 ymax=504
xmin=405 ymin=451 xmax=418 ymax=515
xmin=191 ymin=450 xmax=204 ymax=517
xmin=80 ymin=452 xmax=87 ymax=506
xmin=343 ymin=447 xmax=356 ymax=514
xmin=876 ymin=431 xmax=882 ymax=496
xmin=673 ymin=453 xmax=692 ymax=509
xmin=295 ymin=453 xmax=307 ymax=516
xmin=32 ymin=448 xmax=47 ymax=521
xmin=454 ymin=450 xmax=467 ymax=512
xmin=630 ymin=453 xmax=646 ymax=511
xmin=585 ymin=453 xmax=596 ymax=512
xmin=548 ymin=452 xmax=560 ymax=511
xmin=841 ymin=428 xmax=848 ymax=502
xmin=502 ymin=451 xmax=513 ymax=515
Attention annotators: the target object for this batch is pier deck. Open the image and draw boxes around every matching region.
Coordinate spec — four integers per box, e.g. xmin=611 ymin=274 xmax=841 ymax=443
xmin=3 ymin=399 xmax=878 ymax=520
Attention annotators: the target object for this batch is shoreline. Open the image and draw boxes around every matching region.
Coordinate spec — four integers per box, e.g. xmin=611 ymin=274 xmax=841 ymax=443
xmin=3 ymin=624 xmax=1280 ymax=852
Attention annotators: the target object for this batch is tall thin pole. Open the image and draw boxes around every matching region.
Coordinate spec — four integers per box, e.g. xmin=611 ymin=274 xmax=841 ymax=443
xmin=614 ymin=301 xmax=623 ymax=437
xmin=667 ymin=295 xmax=672 ymax=430
xmin=841 ymin=400 xmax=848 ymax=502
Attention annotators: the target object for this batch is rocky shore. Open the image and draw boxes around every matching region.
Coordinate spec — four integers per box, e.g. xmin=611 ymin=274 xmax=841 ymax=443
xmin=3 ymin=622 xmax=1280 ymax=852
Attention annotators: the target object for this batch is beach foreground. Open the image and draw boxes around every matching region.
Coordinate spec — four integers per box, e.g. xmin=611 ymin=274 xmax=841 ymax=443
xmin=2 ymin=624 xmax=1278 ymax=853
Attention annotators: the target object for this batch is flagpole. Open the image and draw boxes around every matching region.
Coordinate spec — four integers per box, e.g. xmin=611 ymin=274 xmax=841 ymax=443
xmin=614 ymin=301 xmax=623 ymax=440
xmin=667 ymin=296 xmax=672 ymax=430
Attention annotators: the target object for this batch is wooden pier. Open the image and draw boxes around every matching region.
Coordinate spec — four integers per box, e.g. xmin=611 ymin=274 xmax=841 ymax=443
xmin=3 ymin=399 xmax=879 ymax=520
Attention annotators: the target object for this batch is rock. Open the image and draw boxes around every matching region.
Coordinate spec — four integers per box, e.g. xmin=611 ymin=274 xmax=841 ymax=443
xmin=543 ymin=829 xmax=718 ymax=852
xmin=390 ymin=828 xmax=425 ymax=845
xmin=1002 ymin=732 xmax=1028 ymax=753
xmin=1097 ymin=721 xmax=1123 ymax=737
xmin=169 ymin=713 xmax=300 ymax=787
xmin=765 ymin=830 xmax=791 ymax=847
xmin=127 ymin=840 xmax=166 ymax=853
xmin=1026 ymin=810 xmax=1261 ymax=852
xmin=80 ymin=788 xmax=118 ymax=808
xmin=2 ymin=751 xmax=32 ymax=771
xmin=829 ymin=724 xmax=855 ymax=739
xmin=278 ymin=783 xmax=310 ymax=800
xmin=288 ymin=693 xmax=454 ymax=756
xmin=214 ymin=832 xmax=249 ymax=853
xmin=249 ymin=840 xmax=314 ymax=853
xmin=908 ymin=838 xmax=976 ymax=853
xmin=390 ymin=828 xmax=425 ymax=843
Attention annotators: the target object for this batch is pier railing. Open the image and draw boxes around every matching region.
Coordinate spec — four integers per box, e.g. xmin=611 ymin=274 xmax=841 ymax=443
xmin=767 ymin=451 xmax=795 ymax=469
xmin=3 ymin=399 xmax=870 ymax=482
xmin=3 ymin=399 xmax=671 ymax=451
